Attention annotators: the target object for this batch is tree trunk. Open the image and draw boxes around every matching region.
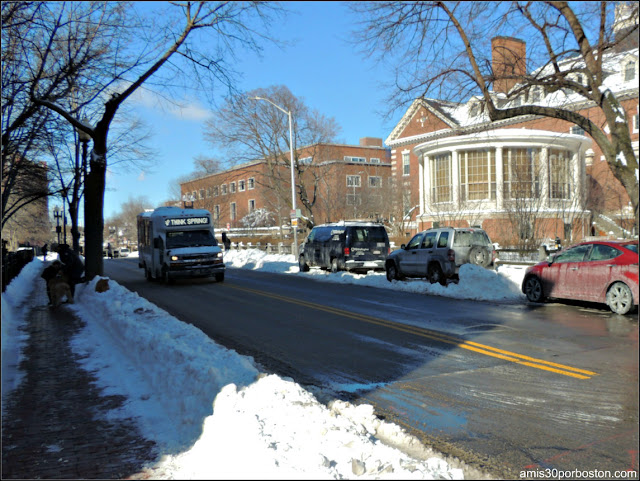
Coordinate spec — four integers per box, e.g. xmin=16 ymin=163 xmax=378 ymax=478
xmin=83 ymin=135 xmax=107 ymax=280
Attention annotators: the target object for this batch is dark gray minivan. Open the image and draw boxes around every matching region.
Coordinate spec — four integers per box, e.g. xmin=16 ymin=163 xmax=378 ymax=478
xmin=299 ymin=221 xmax=390 ymax=273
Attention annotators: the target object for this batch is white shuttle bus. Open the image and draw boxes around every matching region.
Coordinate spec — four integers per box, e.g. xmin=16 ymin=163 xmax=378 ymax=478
xmin=137 ymin=206 xmax=225 ymax=283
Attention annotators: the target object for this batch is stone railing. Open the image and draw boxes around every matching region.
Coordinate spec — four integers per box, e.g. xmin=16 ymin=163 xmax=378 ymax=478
xmin=227 ymin=242 xmax=294 ymax=255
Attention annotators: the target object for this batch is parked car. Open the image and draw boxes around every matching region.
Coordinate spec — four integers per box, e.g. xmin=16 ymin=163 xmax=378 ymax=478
xmin=385 ymin=226 xmax=495 ymax=285
xmin=522 ymin=240 xmax=639 ymax=315
xmin=118 ymin=247 xmax=130 ymax=257
xmin=298 ymin=221 xmax=390 ymax=273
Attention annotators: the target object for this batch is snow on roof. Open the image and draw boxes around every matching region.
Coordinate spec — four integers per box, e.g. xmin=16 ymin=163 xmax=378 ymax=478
xmin=387 ymin=46 xmax=638 ymax=146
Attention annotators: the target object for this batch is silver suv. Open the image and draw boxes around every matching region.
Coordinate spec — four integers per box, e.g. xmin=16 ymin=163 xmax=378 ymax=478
xmin=385 ymin=227 xmax=495 ymax=285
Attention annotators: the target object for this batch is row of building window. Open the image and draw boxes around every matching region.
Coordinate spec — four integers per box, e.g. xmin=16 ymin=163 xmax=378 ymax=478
xmin=194 ymin=174 xmax=384 ymax=202
xmin=212 ymin=199 xmax=257 ymax=221
xmin=346 ymin=175 xmax=383 ymax=188
xmin=429 ymin=147 xmax=575 ymax=203
xmin=191 ymin=177 xmax=256 ymax=201
xmin=344 ymin=156 xmax=382 ymax=163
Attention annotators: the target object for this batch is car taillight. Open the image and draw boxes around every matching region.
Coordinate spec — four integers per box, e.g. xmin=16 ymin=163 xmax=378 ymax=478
xmin=344 ymin=247 xmax=350 ymax=256
xmin=447 ymin=249 xmax=455 ymax=262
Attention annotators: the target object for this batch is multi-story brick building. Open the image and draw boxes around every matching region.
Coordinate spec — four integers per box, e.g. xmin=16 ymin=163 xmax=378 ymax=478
xmin=386 ymin=30 xmax=638 ymax=246
xmin=181 ymin=138 xmax=391 ymax=230
xmin=2 ymin=159 xmax=50 ymax=250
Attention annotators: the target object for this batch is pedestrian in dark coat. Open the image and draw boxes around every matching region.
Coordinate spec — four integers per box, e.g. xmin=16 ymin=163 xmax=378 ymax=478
xmin=41 ymin=243 xmax=48 ymax=261
xmin=41 ymin=260 xmax=62 ymax=305
xmin=54 ymin=243 xmax=85 ymax=297
xmin=221 ymin=232 xmax=231 ymax=250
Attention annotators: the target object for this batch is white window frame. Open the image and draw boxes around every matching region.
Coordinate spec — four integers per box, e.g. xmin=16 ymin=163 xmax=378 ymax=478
xmin=248 ymin=177 xmax=255 ymax=190
xmin=346 ymin=175 xmax=361 ymax=187
xmin=346 ymin=193 xmax=361 ymax=206
xmin=248 ymin=199 xmax=256 ymax=212
xmin=369 ymin=176 xmax=382 ymax=188
xmin=624 ymin=59 xmax=637 ymax=82
xmin=570 ymin=125 xmax=585 ymax=136
xmin=402 ymin=151 xmax=410 ymax=176
xmin=221 ymin=184 xmax=227 ymax=195
xmin=345 ymin=156 xmax=366 ymax=163
xmin=429 ymin=153 xmax=452 ymax=204
xmin=238 ymin=180 xmax=245 ymax=192
xmin=230 ymin=202 xmax=237 ymax=221
xmin=530 ymin=87 xmax=543 ymax=103
xmin=370 ymin=157 xmax=381 ymax=164
xmin=458 ymin=149 xmax=495 ymax=202
xmin=230 ymin=182 xmax=236 ymax=194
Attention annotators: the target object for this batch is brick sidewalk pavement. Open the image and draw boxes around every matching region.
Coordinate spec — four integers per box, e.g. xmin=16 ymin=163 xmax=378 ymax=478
xmin=1 ymin=281 xmax=158 ymax=479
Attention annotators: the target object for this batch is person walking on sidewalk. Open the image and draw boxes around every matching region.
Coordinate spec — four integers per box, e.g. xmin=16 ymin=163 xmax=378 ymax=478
xmin=52 ymin=243 xmax=85 ymax=298
xmin=41 ymin=260 xmax=62 ymax=305
xmin=41 ymin=243 xmax=48 ymax=261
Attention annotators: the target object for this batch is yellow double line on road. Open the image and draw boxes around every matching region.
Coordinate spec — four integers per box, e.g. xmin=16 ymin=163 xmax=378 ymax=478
xmin=228 ymin=284 xmax=598 ymax=380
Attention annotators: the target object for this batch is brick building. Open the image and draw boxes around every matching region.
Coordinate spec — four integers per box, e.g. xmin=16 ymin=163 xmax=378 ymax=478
xmin=181 ymin=138 xmax=391 ymax=230
xmin=2 ymin=159 xmax=50 ymax=250
xmin=386 ymin=32 xmax=638 ymax=246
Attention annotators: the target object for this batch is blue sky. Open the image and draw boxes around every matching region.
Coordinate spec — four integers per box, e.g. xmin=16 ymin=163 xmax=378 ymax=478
xmin=103 ymin=1 xmax=400 ymax=220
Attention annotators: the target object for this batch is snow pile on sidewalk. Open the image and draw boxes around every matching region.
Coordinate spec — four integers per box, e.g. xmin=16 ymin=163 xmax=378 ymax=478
xmin=2 ymin=258 xmax=466 ymax=479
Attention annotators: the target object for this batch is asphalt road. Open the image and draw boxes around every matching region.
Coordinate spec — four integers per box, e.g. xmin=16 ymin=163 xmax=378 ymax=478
xmin=105 ymin=258 xmax=639 ymax=479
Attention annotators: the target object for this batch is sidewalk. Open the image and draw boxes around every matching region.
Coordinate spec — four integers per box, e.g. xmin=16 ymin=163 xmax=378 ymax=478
xmin=1 ymin=279 xmax=157 ymax=479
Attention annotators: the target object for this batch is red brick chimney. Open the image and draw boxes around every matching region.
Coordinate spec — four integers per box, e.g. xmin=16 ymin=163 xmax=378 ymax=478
xmin=491 ymin=37 xmax=526 ymax=94
xmin=359 ymin=137 xmax=383 ymax=147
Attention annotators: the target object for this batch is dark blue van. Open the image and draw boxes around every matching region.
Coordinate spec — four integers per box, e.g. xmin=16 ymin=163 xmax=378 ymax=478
xmin=298 ymin=221 xmax=390 ymax=273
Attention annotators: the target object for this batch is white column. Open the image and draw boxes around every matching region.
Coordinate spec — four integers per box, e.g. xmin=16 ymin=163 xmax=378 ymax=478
xmin=573 ymin=150 xmax=582 ymax=210
xmin=496 ymin=147 xmax=503 ymax=210
xmin=425 ymin=155 xmax=432 ymax=212
xmin=541 ymin=147 xmax=549 ymax=208
xmin=451 ymin=150 xmax=459 ymax=206
xmin=418 ymin=153 xmax=425 ymax=216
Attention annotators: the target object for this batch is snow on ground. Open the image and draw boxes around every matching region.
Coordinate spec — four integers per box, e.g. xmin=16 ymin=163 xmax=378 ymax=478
xmin=2 ymin=250 xmax=527 ymax=479
xmin=223 ymin=249 xmax=528 ymax=302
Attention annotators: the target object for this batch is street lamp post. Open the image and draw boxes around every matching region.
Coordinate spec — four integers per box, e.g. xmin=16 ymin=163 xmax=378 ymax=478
xmin=53 ymin=206 xmax=62 ymax=244
xmin=250 ymin=96 xmax=298 ymax=257
xmin=62 ymin=194 xmax=67 ymax=245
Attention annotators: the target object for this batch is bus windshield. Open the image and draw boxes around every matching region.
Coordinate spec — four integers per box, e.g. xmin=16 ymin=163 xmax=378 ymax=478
xmin=166 ymin=230 xmax=218 ymax=248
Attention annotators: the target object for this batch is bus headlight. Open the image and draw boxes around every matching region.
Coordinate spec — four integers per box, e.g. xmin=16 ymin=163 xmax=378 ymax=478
xmin=171 ymin=255 xmax=179 ymax=261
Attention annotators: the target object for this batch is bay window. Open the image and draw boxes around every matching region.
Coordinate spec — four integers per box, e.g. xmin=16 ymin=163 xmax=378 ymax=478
xmin=549 ymin=149 xmax=572 ymax=199
xmin=503 ymin=148 xmax=541 ymax=199
xmin=459 ymin=149 xmax=495 ymax=201
xmin=430 ymin=153 xmax=452 ymax=203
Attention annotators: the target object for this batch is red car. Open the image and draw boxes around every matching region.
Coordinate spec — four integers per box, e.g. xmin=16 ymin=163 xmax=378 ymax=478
xmin=522 ymin=240 xmax=639 ymax=315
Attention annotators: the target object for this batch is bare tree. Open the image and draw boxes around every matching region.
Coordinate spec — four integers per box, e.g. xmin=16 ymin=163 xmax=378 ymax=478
xmin=204 ymin=85 xmax=341 ymax=229
xmin=27 ymin=1 xmax=281 ymax=279
xmin=106 ymin=195 xmax=153 ymax=247
xmin=351 ymin=1 xmax=639 ymax=233
xmin=501 ymin=148 xmax=548 ymax=248
xmin=192 ymin=155 xmax=223 ymax=176
xmin=1 ymin=2 xmax=64 ymax=230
